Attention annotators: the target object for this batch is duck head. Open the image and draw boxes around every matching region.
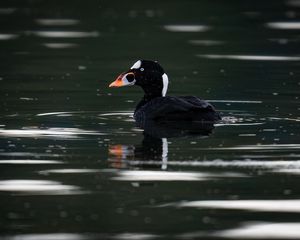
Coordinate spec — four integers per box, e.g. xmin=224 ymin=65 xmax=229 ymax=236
xmin=109 ymin=60 xmax=169 ymax=98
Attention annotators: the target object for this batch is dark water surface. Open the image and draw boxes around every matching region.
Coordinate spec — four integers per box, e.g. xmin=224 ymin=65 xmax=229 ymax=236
xmin=1 ymin=0 xmax=300 ymax=239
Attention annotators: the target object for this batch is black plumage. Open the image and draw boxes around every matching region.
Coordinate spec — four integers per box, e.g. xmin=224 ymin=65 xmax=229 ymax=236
xmin=109 ymin=60 xmax=221 ymax=123
xmin=134 ymin=96 xmax=220 ymax=122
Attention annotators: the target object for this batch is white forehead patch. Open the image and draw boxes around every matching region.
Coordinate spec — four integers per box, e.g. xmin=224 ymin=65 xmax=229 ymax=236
xmin=130 ymin=60 xmax=142 ymax=69
xmin=162 ymin=73 xmax=169 ymax=97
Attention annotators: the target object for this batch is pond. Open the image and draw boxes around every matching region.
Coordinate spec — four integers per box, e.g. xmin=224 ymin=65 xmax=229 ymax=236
xmin=0 ymin=0 xmax=300 ymax=239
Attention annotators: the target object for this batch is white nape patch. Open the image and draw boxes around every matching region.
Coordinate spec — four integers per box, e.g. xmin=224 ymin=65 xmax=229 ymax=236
xmin=162 ymin=73 xmax=169 ymax=97
xmin=161 ymin=138 xmax=168 ymax=170
xmin=130 ymin=60 xmax=142 ymax=69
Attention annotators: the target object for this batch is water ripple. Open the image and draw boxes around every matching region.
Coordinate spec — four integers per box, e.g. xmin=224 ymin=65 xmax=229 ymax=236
xmin=0 ymin=127 xmax=105 ymax=138
xmin=0 ymin=8 xmax=16 ymax=14
xmin=197 ymin=54 xmax=300 ymax=61
xmin=164 ymin=25 xmax=211 ymax=32
xmin=208 ymin=100 xmax=262 ymax=103
xmin=269 ymin=117 xmax=300 ymax=122
xmin=0 ymin=180 xmax=81 ymax=195
xmin=215 ymin=222 xmax=300 ymax=239
xmin=0 ymin=33 xmax=18 ymax=40
xmin=0 ymin=160 xmax=62 ymax=164
xmin=188 ymin=39 xmax=224 ymax=46
xmin=43 ymin=43 xmax=79 ymax=49
xmin=98 ymin=111 xmax=133 ymax=117
xmin=210 ymin=144 xmax=300 ymax=150
xmin=0 ymin=233 xmax=86 ymax=240
xmin=287 ymin=0 xmax=300 ymax=7
xmin=115 ymin=160 xmax=300 ymax=170
xmin=266 ymin=22 xmax=300 ymax=29
xmin=0 ymin=233 xmax=158 ymax=240
xmin=30 ymin=31 xmax=99 ymax=38
xmin=36 ymin=19 xmax=79 ymax=26
xmin=216 ymin=122 xmax=265 ymax=126
xmin=111 ymin=170 xmax=246 ymax=181
xmin=162 ymin=199 xmax=300 ymax=213
xmin=39 ymin=169 xmax=101 ymax=175
xmin=37 ymin=111 xmax=76 ymax=116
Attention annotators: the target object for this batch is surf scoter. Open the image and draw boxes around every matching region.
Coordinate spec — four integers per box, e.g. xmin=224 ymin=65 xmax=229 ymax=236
xmin=109 ymin=60 xmax=221 ymax=122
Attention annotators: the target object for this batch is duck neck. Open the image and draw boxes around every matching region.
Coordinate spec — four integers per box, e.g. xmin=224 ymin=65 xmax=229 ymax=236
xmin=135 ymin=92 xmax=162 ymax=112
xmin=142 ymin=84 xmax=163 ymax=101
xmin=143 ymin=91 xmax=162 ymax=101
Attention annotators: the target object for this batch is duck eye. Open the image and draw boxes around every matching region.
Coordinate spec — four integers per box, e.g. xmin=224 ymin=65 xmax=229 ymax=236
xmin=126 ymin=73 xmax=135 ymax=82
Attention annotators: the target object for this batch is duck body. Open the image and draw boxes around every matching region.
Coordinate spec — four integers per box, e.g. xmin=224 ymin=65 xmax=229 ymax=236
xmin=109 ymin=60 xmax=221 ymax=123
xmin=134 ymin=95 xmax=221 ymax=122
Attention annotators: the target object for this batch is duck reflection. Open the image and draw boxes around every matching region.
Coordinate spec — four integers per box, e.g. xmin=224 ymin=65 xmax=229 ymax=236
xmin=108 ymin=119 xmax=214 ymax=169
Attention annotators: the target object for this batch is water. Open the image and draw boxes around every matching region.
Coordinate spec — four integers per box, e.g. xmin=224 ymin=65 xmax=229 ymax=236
xmin=0 ymin=0 xmax=300 ymax=239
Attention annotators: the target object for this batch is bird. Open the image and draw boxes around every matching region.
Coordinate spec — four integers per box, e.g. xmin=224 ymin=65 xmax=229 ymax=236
xmin=109 ymin=60 xmax=221 ymax=123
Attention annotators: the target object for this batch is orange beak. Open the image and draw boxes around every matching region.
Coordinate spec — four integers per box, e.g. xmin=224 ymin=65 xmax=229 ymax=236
xmin=109 ymin=72 xmax=135 ymax=88
xmin=109 ymin=73 xmax=126 ymax=88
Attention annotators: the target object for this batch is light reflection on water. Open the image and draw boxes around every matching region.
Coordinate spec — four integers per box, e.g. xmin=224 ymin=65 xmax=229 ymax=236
xmin=98 ymin=112 xmax=133 ymax=117
xmin=1 ymin=0 xmax=300 ymax=238
xmin=0 ymin=180 xmax=81 ymax=195
xmin=39 ymin=169 xmax=102 ymax=175
xmin=0 ymin=233 xmax=158 ymax=240
xmin=161 ymin=199 xmax=300 ymax=213
xmin=37 ymin=168 xmax=246 ymax=181
xmin=266 ymin=22 xmax=300 ymax=29
xmin=30 ymin=31 xmax=100 ymax=38
xmin=110 ymin=170 xmax=246 ymax=181
xmin=0 ymin=34 xmax=18 ymax=40
xmin=287 ymin=0 xmax=300 ymax=7
xmin=163 ymin=25 xmax=211 ymax=32
xmin=0 ymin=152 xmax=63 ymax=157
xmin=36 ymin=19 xmax=80 ymax=26
xmin=0 ymin=160 xmax=62 ymax=164
xmin=0 ymin=127 xmax=105 ymax=138
xmin=42 ymin=43 xmax=79 ymax=49
xmin=188 ymin=39 xmax=224 ymax=46
xmin=215 ymin=222 xmax=300 ymax=239
xmin=1 ymin=102 xmax=299 ymax=235
xmin=207 ymin=144 xmax=300 ymax=150
xmin=36 ymin=111 xmax=80 ymax=116
xmin=0 ymin=8 xmax=16 ymax=14
xmin=197 ymin=54 xmax=300 ymax=61
xmin=107 ymin=159 xmax=300 ymax=170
